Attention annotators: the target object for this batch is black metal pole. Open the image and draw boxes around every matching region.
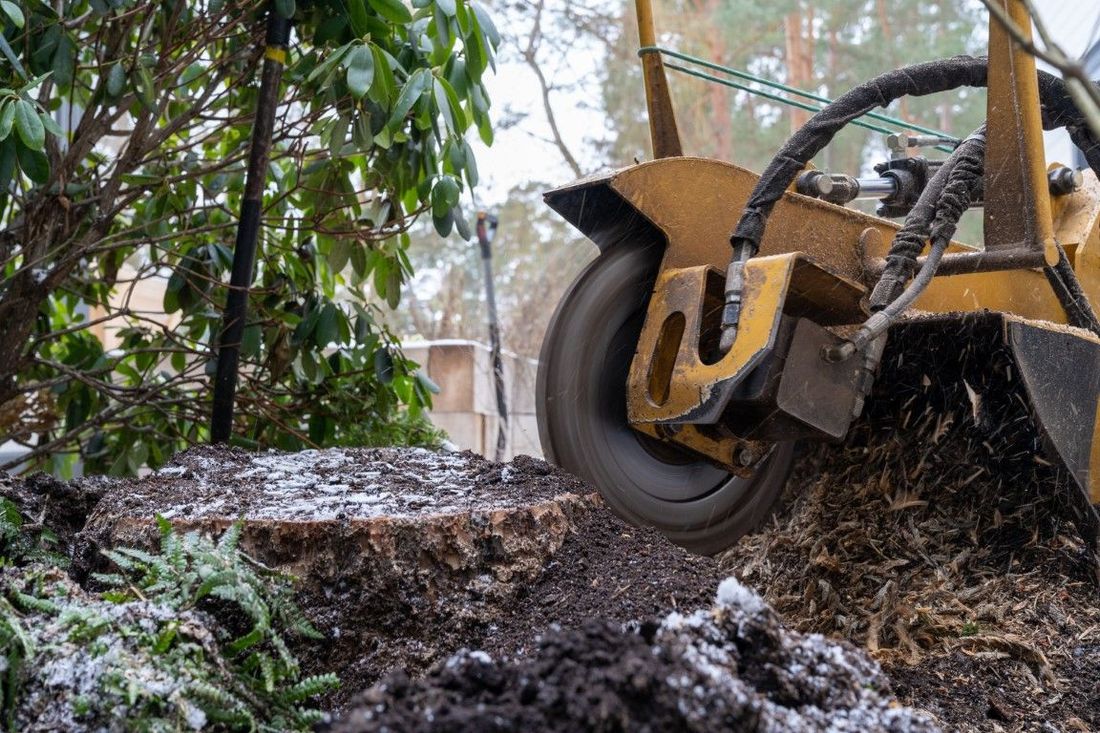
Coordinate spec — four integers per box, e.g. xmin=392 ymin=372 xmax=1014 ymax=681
xmin=210 ymin=9 xmax=292 ymax=444
xmin=476 ymin=212 xmax=507 ymax=462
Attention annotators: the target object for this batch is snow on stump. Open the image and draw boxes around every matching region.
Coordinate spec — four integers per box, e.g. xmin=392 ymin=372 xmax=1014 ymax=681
xmin=75 ymin=445 xmax=600 ymax=686
xmin=332 ymin=578 xmax=939 ymax=733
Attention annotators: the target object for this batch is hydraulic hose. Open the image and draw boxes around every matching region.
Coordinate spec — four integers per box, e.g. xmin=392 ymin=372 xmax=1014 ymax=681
xmin=827 ymin=128 xmax=987 ymax=361
xmin=717 ymin=55 xmax=1100 ymax=353
xmin=869 ymin=126 xmax=987 ymax=311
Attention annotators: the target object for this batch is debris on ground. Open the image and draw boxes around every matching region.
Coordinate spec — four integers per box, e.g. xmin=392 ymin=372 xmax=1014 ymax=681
xmin=721 ymin=321 xmax=1100 ymax=731
xmin=330 ymin=577 xmax=938 ymax=733
xmin=74 ymin=446 xmax=720 ymax=704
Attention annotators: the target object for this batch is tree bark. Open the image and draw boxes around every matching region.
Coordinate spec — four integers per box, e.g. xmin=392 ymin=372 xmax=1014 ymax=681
xmin=784 ymin=4 xmax=816 ymax=135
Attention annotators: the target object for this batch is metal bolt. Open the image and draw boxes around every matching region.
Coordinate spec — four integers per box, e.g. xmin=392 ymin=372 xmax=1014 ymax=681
xmin=886 ymin=133 xmax=908 ymax=153
xmin=737 ymin=448 xmax=755 ymax=467
xmin=1047 ymin=166 xmax=1083 ymax=196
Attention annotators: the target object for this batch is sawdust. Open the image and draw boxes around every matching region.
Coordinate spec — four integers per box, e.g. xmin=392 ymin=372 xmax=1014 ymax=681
xmin=721 ymin=317 xmax=1100 ymax=732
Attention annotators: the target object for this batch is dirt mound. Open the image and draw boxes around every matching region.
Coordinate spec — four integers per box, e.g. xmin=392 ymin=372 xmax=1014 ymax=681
xmin=721 ymin=319 xmax=1100 ymax=731
xmin=73 ymin=445 xmax=720 ymax=706
xmin=473 ymin=507 xmax=720 ymax=659
xmin=330 ymin=578 xmax=937 ymax=733
xmin=0 ymin=471 xmax=108 ymax=557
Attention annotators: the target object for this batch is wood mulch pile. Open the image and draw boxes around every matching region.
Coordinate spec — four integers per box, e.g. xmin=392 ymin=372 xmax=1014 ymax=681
xmin=721 ymin=318 xmax=1100 ymax=732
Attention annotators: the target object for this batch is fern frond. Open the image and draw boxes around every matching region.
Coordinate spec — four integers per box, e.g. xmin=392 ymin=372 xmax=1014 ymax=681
xmin=280 ymin=673 xmax=340 ymax=703
xmin=216 ymin=522 xmax=244 ymax=554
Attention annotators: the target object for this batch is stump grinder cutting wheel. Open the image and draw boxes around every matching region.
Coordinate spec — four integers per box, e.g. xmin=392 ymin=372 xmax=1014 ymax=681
xmin=536 ymin=243 xmax=796 ymax=554
xmin=537 ymin=0 xmax=1100 ymax=553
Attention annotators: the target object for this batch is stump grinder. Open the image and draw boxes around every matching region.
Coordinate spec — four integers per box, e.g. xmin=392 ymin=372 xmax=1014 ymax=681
xmin=536 ymin=0 xmax=1100 ymax=553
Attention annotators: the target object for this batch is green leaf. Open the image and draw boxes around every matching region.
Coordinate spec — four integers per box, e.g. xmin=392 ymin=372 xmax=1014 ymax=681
xmin=242 ymin=324 xmax=262 ymax=359
xmin=0 ymin=34 xmax=24 ymax=78
xmin=452 ymin=204 xmax=471 ymax=241
xmin=416 ymin=370 xmax=440 ymax=394
xmin=51 ymin=36 xmax=76 ymax=88
xmin=433 ymin=79 xmax=454 ymax=134
xmin=346 ymin=0 xmax=371 ymax=37
xmin=374 ymin=348 xmax=394 ymax=383
xmin=431 ymin=208 xmax=453 ymax=237
xmin=315 ymin=302 xmax=339 ymax=346
xmin=430 ymin=175 xmax=460 ymax=218
xmin=106 ymin=63 xmax=126 ymax=97
xmin=476 ymin=109 xmax=492 ymax=146
xmin=329 ymin=113 xmax=349 ymax=157
xmin=15 ymin=140 xmax=46 ymax=183
xmin=471 ymin=2 xmax=500 ymax=46
xmin=136 ymin=67 xmax=156 ymax=109
xmin=345 ymin=45 xmax=374 ymax=99
xmin=387 ymin=68 xmax=430 ymax=131
xmin=368 ymin=0 xmax=412 ymax=23
xmin=385 ymin=268 xmax=400 ymax=309
xmin=431 ymin=5 xmax=454 ymax=64
xmin=313 ymin=15 xmax=347 ymax=44
xmin=179 ymin=61 xmax=206 ymax=87
xmin=0 ymin=139 xmax=16 ymax=192
xmin=433 ymin=77 xmax=465 ymax=134
xmin=307 ymin=45 xmax=351 ymax=83
xmin=0 ymin=101 xmax=14 ymax=140
xmin=329 ymin=239 xmax=351 ymax=272
xmin=462 ymin=138 xmax=478 ymax=187
xmin=39 ymin=112 xmax=62 ymax=138
xmin=0 ymin=1 xmax=23 ymax=28
xmin=13 ymin=100 xmax=43 ymax=151
xmin=368 ymin=45 xmax=396 ymax=104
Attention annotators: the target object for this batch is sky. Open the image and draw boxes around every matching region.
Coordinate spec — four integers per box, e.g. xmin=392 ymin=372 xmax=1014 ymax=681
xmin=1032 ymin=0 xmax=1100 ymax=163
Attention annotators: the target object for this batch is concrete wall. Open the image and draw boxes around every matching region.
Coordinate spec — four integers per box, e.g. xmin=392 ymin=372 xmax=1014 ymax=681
xmin=402 ymin=340 xmax=542 ymax=461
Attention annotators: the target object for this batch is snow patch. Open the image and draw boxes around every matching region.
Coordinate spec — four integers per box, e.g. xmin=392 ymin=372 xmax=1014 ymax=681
xmin=142 ymin=447 xmax=547 ymax=523
xmin=715 ymin=576 xmax=767 ymax=616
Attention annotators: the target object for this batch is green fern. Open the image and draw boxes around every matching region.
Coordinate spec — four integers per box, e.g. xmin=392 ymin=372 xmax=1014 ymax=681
xmin=0 ymin=498 xmax=64 ymax=567
xmin=0 ymin=597 xmax=32 ymax=730
xmin=90 ymin=518 xmax=339 ymax=730
xmin=0 ymin=518 xmax=338 ymax=731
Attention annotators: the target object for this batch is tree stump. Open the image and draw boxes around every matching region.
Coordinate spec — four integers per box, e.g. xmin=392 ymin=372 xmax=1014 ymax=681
xmin=75 ymin=446 xmax=610 ymax=693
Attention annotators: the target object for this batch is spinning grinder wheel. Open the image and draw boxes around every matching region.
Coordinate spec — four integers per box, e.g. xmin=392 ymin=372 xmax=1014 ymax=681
xmin=536 ymin=244 xmax=795 ymax=554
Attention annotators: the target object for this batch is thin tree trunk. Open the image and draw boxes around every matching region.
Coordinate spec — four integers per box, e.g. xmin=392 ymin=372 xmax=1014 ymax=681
xmin=702 ymin=0 xmax=733 ymax=161
xmin=784 ymin=5 xmax=815 ymax=135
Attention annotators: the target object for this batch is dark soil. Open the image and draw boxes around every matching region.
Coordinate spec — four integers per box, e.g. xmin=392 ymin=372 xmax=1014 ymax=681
xmin=0 ymin=471 xmax=108 ymax=556
xmin=81 ymin=445 xmax=576 ymax=524
xmin=330 ymin=578 xmax=936 ymax=732
xmin=474 ymin=507 xmax=720 ymax=658
xmin=721 ymin=316 xmax=1100 ymax=732
xmin=296 ymin=486 xmax=722 ymax=708
xmin=67 ymin=444 xmax=722 ymax=710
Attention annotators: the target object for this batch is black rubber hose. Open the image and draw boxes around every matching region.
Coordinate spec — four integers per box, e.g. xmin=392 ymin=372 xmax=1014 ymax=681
xmin=828 ymin=130 xmax=987 ymax=360
xmin=869 ymin=126 xmax=987 ymax=310
xmin=1045 ymin=244 xmax=1100 ymax=334
xmin=729 ymin=56 xmax=1100 ymax=256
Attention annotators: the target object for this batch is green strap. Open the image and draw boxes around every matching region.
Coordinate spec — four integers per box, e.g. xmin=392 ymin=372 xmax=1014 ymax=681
xmin=640 ymin=45 xmax=957 ymax=153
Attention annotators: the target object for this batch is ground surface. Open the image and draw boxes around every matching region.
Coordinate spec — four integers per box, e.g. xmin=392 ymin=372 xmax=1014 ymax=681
xmin=332 ymin=578 xmax=936 ymax=732
xmin=7 ymin=409 xmax=1097 ymax=731
xmin=722 ymin=318 xmax=1100 ymax=732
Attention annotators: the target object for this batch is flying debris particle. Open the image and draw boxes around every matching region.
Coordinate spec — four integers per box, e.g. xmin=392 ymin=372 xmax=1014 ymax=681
xmin=963 ymin=380 xmax=982 ymax=424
